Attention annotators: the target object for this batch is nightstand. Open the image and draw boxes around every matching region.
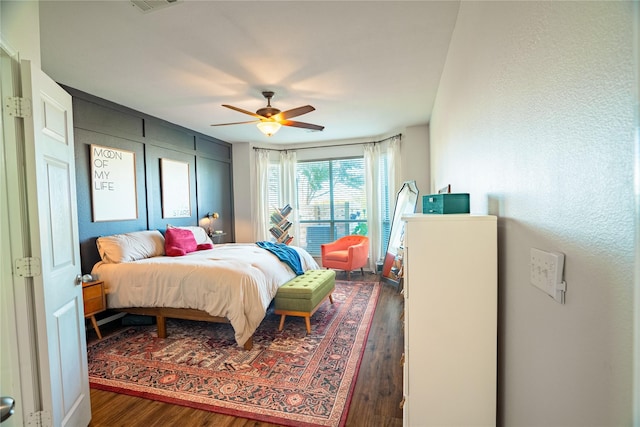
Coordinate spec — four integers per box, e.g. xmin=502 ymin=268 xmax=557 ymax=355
xmin=82 ymin=280 xmax=106 ymax=339
xmin=211 ymin=232 xmax=227 ymax=244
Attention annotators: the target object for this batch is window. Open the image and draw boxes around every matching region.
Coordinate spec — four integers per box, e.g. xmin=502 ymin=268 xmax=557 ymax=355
xmin=267 ymin=162 xmax=280 ymax=209
xmin=296 ymin=158 xmax=366 ymax=255
xmin=265 ymin=152 xmax=392 ymax=260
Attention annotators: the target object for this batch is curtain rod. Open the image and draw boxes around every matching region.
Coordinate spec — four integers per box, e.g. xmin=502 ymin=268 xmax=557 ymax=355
xmin=252 ymin=133 xmax=401 ymax=152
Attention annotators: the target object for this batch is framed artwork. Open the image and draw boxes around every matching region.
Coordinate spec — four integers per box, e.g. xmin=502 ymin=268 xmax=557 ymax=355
xmin=161 ymin=158 xmax=191 ymax=218
xmin=91 ymin=144 xmax=138 ymax=222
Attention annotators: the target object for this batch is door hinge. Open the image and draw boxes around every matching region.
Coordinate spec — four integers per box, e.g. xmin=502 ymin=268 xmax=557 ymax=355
xmin=26 ymin=410 xmax=51 ymax=426
xmin=5 ymin=96 xmax=32 ymax=118
xmin=14 ymin=257 xmax=42 ymax=278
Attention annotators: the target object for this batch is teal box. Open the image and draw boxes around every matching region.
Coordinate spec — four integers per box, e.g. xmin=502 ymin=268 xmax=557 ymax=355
xmin=422 ymin=193 xmax=470 ymax=214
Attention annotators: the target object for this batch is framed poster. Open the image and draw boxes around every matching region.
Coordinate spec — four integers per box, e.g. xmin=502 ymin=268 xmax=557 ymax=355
xmin=91 ymin=144 xmax=138 ymax=221
xmin=161 ymin=158 xmax=191 ymax=218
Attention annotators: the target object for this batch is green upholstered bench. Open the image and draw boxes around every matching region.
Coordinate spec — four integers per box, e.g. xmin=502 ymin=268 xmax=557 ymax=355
xmin=275 ymin=269 xmax=336 ymax=333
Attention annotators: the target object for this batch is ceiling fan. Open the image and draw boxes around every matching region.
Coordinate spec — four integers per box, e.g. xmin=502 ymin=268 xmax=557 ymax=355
xmin=211 ymin=91 xmax=324 ymax=137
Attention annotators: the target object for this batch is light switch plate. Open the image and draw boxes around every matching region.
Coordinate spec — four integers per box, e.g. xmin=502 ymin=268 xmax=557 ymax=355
xmin=530 ymin=248 xmax=566 ymax=304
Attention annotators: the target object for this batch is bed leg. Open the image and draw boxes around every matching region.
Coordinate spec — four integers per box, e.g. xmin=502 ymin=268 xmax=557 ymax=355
xmin=243 ymin=336 xmax=253 ymax=351
xmin=156 ymin=316 xmax=167 ymax=338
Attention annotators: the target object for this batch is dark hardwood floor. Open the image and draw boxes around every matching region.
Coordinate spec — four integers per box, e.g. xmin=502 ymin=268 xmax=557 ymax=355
xmin=87 ymin=273 xmax=404 ymax=427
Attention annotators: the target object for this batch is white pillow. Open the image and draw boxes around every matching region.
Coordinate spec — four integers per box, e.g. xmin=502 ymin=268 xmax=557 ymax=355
xmin=167 ymin=225 xmax=213 ymax=246
xmin=96 ymin=230 xmax=165 ymax=263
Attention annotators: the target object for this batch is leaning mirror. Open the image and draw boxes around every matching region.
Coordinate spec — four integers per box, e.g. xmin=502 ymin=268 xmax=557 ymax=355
xmin=382 ymin=180 xmax=419 ymax=286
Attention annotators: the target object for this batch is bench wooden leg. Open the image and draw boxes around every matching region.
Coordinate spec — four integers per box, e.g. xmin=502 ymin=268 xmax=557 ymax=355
xmin=304 ymin=316 xmax=311 ymax=334
xmin=329 ymin=294 xmax=334 ymax=304
xmin=277 ymin=310 xmax=313 ymax=334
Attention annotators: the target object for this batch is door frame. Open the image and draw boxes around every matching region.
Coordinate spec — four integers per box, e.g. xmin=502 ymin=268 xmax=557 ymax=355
xmin=0 ymin=40 xmax=41 ymax=426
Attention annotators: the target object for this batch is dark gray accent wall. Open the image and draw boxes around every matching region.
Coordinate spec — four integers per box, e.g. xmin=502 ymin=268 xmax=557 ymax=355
xmin=67 ymin=86 xmax=234 ymax=273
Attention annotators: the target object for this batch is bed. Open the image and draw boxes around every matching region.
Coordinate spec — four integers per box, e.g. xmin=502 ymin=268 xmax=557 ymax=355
xmin=91 ymin=228 xmax=319 ymax=349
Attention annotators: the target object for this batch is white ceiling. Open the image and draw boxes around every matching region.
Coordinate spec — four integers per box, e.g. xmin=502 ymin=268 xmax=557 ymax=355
xmin=39 ymin=1 xmax=460 ymax=145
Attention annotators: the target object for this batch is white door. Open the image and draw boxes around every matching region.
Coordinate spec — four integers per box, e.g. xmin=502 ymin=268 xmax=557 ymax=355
xmin=20 ymin=59 xmax=91 ymax=427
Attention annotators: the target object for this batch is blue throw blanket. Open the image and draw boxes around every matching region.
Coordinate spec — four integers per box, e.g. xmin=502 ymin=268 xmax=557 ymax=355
xmin=256 ymin=241 xmax=304 ymax=275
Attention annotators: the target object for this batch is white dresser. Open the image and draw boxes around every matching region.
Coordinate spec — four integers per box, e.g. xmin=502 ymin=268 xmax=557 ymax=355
xmin=401 ymin=214 xmax=497 ymax=427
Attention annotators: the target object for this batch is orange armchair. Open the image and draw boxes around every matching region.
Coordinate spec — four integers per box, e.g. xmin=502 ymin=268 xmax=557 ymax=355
xmin=320 ymin=235 xmax=369 ymax=280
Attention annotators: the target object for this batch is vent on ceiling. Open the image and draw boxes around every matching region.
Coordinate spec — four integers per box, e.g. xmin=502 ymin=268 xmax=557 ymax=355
xmin=130 ymin=0 xmax=180 ymax=13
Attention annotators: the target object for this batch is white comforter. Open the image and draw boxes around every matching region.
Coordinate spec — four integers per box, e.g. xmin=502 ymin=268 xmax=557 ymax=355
xmin=91 ymin=243 xmax=319 ymax=347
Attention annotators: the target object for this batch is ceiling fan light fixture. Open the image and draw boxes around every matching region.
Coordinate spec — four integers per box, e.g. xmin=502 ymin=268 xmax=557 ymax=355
xmin=257 ymin=121 xmax=281 ymax=137
xmin=213 ymin=92 xmax=323 ymax=134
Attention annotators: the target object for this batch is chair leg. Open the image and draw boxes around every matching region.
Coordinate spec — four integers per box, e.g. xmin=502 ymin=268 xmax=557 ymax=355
xmin=360 ymin=267 xmax=364 ymax=276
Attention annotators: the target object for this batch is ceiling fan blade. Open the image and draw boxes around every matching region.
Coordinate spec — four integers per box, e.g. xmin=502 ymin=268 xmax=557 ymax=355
xmin=222 ymin=104 xmax=266 ymax=119
xmin=210 ymin=120 xmax=259 ymax=127
xmin=280 ymin=119 xmax=324 ymax=131
xmin=273 ymin=105 xmax=315 ymax=121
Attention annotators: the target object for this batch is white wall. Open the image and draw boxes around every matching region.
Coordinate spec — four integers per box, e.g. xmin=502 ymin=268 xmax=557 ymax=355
xmin=1 ymin=1 xmax=41 ymax=67
xmin=401 ymin=124 xmax=429 ymax=204
xmin=635 ymin=4 xmax=640 ymax=423
xmin=430 ymin=3 xmax=637 ymax=426
xmin=232 ymin=142 xmax=253 ymax=243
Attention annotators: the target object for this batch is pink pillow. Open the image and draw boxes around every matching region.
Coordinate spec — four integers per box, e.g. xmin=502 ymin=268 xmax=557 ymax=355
xmin=165 ymin=227 xmax=197 ymax=256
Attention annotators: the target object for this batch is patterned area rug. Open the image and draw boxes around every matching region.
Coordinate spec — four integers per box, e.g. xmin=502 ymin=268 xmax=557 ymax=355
xmin=88 ymin=280 xmax=380 ymax=427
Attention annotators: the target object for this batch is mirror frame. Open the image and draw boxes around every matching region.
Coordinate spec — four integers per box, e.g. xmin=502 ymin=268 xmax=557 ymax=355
xmin=381 ymin=180 xmax=419 ymax=286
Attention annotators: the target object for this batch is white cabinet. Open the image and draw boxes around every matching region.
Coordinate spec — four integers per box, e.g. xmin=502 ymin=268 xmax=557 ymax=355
xmin=401 ymin=214 xmax=497 ymax=427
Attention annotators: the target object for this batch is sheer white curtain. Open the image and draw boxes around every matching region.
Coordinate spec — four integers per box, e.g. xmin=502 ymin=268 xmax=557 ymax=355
xmin=280 ymin=150 xmax=299 ymax=246
xmin=364 ymin=143 xmax=381 ymax=272
xmin=253 ymin=149 xmax=271 ymax=242
xmin=387 ymin=135 xmax=402 ymax=207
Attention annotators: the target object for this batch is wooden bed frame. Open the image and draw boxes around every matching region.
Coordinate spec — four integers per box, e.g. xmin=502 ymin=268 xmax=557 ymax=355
xmin=115 ymin=307 xmax=254 ymax=350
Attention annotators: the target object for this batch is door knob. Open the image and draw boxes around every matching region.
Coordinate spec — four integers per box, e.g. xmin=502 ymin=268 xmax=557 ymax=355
xmin=0 ymin=396 xmax=15 ymax=422
xmin=75 ymin=274 xmax=82 ymax=286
